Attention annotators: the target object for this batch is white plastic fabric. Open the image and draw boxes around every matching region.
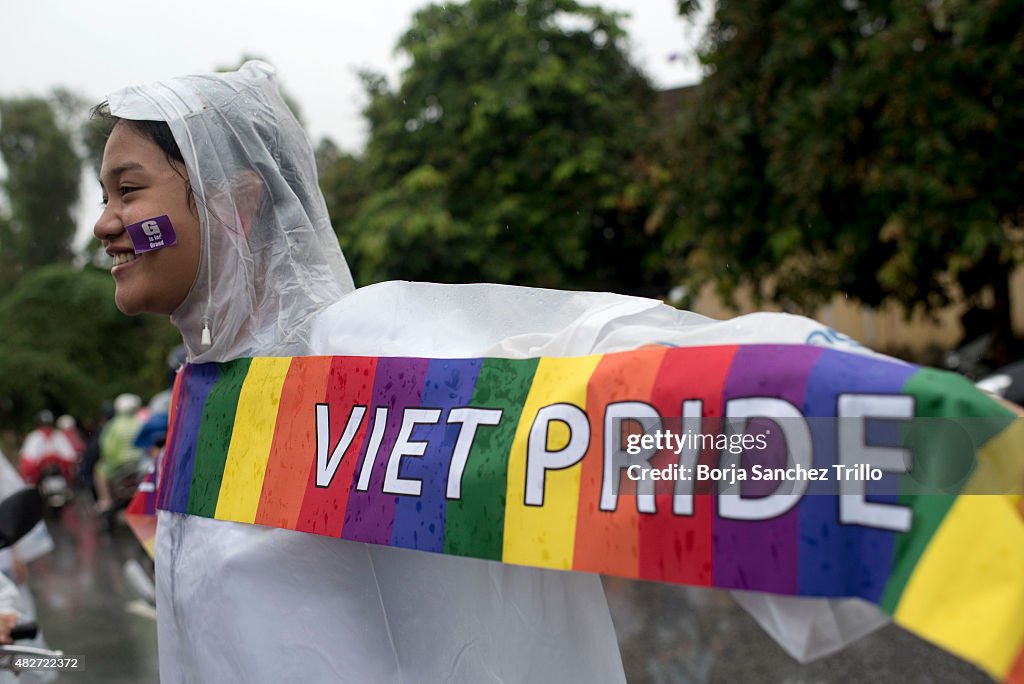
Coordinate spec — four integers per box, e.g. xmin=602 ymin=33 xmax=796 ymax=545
xmin=0 ymin=572 xmax=20 ymax=617
xmin=0 ymin=451 xmax=53 ymax=565
xmin=731 ymin=591 xmax=889 ymax=662
xmin=0 ymin=571 xmax=22 ymax=684
xmin=106 ymin=62 xmax=888 ymax=683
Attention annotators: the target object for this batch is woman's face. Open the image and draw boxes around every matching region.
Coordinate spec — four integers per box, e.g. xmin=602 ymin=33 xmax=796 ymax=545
xmin=93 ymin=122 xmax=201 ymax=316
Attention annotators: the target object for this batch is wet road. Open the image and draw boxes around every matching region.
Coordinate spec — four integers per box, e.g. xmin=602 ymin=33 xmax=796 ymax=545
xmin=20 ymin=503 xmax=990 ymax=683
xmin=605 ymin=577 xmax=991 ymax=683
xmin=27 ymin=502 xmax=158 ymax=683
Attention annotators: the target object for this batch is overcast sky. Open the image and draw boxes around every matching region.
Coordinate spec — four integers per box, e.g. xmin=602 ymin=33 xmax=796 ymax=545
xmin=0 ymin=0 xmax=707 ymax=245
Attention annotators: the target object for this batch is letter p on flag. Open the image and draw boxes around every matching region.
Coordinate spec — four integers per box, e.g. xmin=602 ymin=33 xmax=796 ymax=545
xmin=524 ymin=404 xmax=589 ymax=506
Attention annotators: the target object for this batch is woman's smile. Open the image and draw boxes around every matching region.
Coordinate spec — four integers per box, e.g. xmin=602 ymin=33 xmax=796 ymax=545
xmin=110 ymin=250 xmax=141 ymax=269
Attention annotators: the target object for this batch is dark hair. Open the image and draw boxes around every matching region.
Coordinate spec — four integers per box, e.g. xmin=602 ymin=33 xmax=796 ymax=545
xmin=124 ymin=119 xmax=185 ymax=167
xmin=90 ymin=102 xmax=194 ymax=209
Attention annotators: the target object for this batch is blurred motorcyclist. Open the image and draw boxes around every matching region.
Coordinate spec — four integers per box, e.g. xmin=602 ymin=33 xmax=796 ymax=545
xmin=94 ymin=394 xmax=143 ymax=513
xmin=56 ymin=415 xmax=86 ymax=460
xmin=17 ymin=411 xmax=77 ymax=486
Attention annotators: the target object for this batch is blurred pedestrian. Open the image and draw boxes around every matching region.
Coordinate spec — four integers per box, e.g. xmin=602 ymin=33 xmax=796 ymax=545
xmin=78 ymin=400 xmax=113 ymax=501
xmin=94 ymin=394 xmax=142 ymax=513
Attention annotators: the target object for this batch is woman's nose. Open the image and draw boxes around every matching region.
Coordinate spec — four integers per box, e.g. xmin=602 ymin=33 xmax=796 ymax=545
xmin=93 ymin=203 xmax=122 ymax=242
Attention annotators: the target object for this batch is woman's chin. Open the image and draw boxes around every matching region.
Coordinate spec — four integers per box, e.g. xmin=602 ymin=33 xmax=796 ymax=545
xmin=114 ymin=289 xmax=146 ymax=316
xmin=114 ymin=286 xmax=179 ymax=317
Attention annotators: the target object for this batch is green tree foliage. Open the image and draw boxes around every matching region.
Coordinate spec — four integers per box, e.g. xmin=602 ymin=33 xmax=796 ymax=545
xmin=0 ymin=96 xmax=81 ymax=287
xmin=332 ymin=0 xmax=666 ymax=294
xmin=0 ymin=265 xmax=180 ymax=432
xmin=318 ymin=139 xmax=370 ymax=236
xmin=81 ymin=113 xmax=114 ymax=177
xmin=668 ymin=0 xmax=1024 ymax=359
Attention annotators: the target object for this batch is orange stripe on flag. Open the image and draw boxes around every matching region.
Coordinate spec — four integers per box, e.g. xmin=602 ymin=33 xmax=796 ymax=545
xmin=1008 ymin=644 xmax=1024 ymax=684
xmin=255 ymin=356 xmax=333 ymax=529
xmin=573 ymin=347 xmax=667 ymax=576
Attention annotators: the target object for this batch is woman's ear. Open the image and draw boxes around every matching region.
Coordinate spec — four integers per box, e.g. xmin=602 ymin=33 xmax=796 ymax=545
xmin=231 ymin=169 xmax=264 ymax=235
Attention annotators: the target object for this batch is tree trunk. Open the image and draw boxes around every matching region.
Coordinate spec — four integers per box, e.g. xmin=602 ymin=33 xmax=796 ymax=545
xmin=987 ymin=260 xmax=1020 ymax=367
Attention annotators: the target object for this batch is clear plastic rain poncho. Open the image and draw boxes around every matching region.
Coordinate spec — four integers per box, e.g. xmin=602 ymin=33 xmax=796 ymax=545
xmin=105 ymin=62 xmax=887 ymax=682
xmin=107 ymin=61 xmax=354 ymax=363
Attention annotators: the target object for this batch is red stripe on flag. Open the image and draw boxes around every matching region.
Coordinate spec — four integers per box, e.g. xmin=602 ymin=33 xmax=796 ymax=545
xmin=639 ymin=345 xmax=738 ymax=585
xmin=294 ymin=356 xmax=378 ymax=536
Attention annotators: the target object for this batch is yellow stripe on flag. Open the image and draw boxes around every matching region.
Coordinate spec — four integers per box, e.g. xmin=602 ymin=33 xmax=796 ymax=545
xmin=503 ymin=355 xmax=601 ymax=570
xmin=215 ymin=357 xmax=293 ymax=523
xmin=894 ymin=491 xmax=1024 ymax=680
xmin=963 ymin=417 xmax=1024 ymax=497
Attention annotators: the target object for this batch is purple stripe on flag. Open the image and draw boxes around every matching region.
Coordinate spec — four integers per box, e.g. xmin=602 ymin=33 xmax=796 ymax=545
xmin=391 ymin=358 xmax=483 ymax=552
xmin=715 ymin=345 xmax=822 ymax=593
xmin=342 ymin=358 xmax=430 ymax=544
xmin=164 ymin=364 xmax=220 ymax=514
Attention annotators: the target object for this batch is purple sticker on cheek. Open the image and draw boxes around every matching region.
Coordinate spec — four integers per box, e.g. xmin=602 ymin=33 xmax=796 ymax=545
xmin=125 ymin=215 xmax=177 ymax=254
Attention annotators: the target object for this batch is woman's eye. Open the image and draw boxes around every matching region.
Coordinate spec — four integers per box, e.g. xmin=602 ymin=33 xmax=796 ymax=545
xmin=120 ymin=186 xmax=139 ymax=196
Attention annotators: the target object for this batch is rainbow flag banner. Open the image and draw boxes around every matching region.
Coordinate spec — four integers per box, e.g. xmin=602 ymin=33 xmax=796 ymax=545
xmin=152 ymin=345 xmax=1024 ymax=683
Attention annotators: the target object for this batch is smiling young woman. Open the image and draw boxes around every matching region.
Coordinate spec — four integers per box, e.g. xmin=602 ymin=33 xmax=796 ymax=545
xmin=93 ymin=62 xmax=632 ymax=684
xmin=93 ymin=121 xmax=201 ymax=316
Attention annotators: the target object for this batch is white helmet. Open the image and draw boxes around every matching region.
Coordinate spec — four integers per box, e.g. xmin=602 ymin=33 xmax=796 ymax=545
xmin=113 ymin=393 xmax=142 ymax=415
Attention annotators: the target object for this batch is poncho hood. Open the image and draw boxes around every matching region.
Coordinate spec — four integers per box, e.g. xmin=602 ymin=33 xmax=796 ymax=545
xmin=106 ymin=61 xmax=354 ymax=362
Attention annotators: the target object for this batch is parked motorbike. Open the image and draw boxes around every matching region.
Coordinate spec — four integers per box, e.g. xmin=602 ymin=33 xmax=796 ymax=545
xmin=0 ymin=489 xmax=64 ymax=673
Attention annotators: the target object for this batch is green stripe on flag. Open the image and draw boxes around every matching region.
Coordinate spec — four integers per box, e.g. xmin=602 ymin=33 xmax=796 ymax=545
xmin=444 ymin=357 xmax=539 ymax=560
xmin=881 ymin=367 xmax=1016 ymax=612
xmin=188 ymin=358 xmax=252 ymax=517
